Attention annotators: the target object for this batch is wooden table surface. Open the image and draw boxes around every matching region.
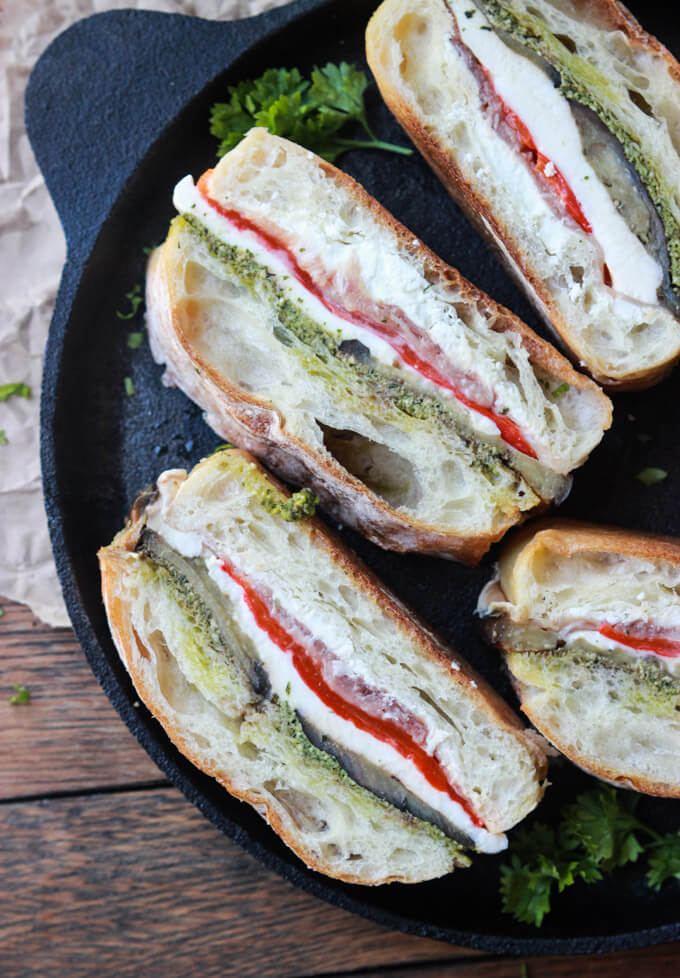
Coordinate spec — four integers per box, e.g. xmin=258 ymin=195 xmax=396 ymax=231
xmin=2 ymin=598 xmax=679 ymax=977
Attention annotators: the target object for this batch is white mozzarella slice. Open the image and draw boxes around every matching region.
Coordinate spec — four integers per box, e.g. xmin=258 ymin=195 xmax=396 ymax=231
xmin=453 ymin=0 xmax=663 ymax=305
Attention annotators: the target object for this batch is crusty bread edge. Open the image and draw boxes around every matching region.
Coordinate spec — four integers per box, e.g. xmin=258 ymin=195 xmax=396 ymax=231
xmin=497 ymin=517 xmax=680 ymax=596
xmin=511 ymin=674 xmax=680 ymax=798
xmin=365 ymin=0 xmax=680 ymax=390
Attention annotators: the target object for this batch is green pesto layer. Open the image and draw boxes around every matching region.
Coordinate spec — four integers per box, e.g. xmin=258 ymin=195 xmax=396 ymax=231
xmin=179 ymin=212 xmax=527 ymax=499
xmin=508 ymin=642 xmax=680 ymax=720
xmin=475 ymin=0 xmax=680 ymax=293
xmin=135 ymin=548 xmax=467 ymax=858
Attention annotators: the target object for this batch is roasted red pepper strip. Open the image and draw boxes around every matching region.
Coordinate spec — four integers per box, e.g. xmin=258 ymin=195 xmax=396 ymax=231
xmin=197 ymin=172 xmax=537 ymax=459
xmin=599 ymin=624 xmax=680 ymax=659
xmin=501 ymin=105 xmax=592 ymax=235
xmin=220 ymin=557 xmax=485 ymax=828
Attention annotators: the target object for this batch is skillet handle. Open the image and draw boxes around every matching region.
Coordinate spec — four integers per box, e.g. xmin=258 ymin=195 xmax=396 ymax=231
xmin=24 ymin=2 xmax=319 ymax=257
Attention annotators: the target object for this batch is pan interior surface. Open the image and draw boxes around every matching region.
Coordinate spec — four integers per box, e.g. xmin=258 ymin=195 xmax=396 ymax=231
xmin=36 ymin=0 xmax=680 ymax=955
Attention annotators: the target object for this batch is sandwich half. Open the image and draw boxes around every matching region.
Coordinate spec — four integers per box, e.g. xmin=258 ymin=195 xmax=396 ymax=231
xmin=146 ymin=127 xmax=610 ymax=563
xmin=478 ymin=520 xmax=680 ymax=795
xmin=366 ymin=0 xmax=680 ymax=388
xmin=98 ymin=448 xmax=548 ymax=884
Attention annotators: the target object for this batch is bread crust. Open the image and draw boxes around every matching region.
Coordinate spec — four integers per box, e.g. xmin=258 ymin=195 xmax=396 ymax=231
xmin=147 ymin=135 xmax=610 ymax=563
xmin=512 ymin=675 xmax=680 ymax=798
xmin=498 ymin=517 xmax=680 ymax=591
xmin=365 ymin=0 xmax=680 ymax=390
xmin=98 ymin=450 xmax=548 ymax=880
xmin=486 ymin=517 xmax=680 ymax=796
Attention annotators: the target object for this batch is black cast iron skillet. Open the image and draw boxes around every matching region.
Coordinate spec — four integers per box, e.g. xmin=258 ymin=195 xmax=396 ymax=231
xmin=26 ymin=0 xmax=680 ymax=955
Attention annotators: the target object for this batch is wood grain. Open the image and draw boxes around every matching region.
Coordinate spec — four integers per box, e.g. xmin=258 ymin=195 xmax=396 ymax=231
xmin=3 ymin=601 xmax=680 ymax=977
xmin=0 ymin=601 xmax=162 ymax=797
xmin=345 ymin=946 xmax=680 ymax=977
xmin=0 ymin=786 xmax=467 ymax=978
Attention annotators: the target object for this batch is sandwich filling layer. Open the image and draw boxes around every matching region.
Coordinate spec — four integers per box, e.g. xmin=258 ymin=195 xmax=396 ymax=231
xmin=171 ymin=158 xmax=604 ymax=477
xmin=214 ymin=555 xmax=487 ymax=834
xmin=192 ymin=172 xmax=536 ymax=457
xmin=120 ymin=546 xmax=469 ymax=880
xmin=168 ymin=210 xmax=550 ymax=526
xmin=140 ymin=463 xmax=523 ymax=851
xmin=466 ymin=0 xmax=680 ymax=305
xmin=450 ymin=0 xmax=665 ymax=306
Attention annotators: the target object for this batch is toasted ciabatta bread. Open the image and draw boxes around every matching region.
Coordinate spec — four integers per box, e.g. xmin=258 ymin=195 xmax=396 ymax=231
xmin=478 ymin=520 xmax=680 ymax=795
xmin=367 ymin=0 xmax=680 ymax=389
xmin=146 ymin=128 xmax=611 ymax=564
xmin=98 ymin=449 xmax=548 ymax=883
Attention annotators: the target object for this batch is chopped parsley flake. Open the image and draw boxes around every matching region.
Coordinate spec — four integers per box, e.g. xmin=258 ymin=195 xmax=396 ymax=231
xmin=124 ymin=376 xmax=135 ymax=396
xmin=636 ymin=467 xmax=667 ymax=486
xmin=0 ymin=430 xmax=7 ymax=445
xmin=127 ymin=332 xmax=144 ymax=350
xmin=0 ymin=382 xmax=30 ymax=401
xmin=551 ymin=383 xmax=569 ymax=399
xmin=9 ymin=684 xmax=31 ymax=705
xmin=116 ymin=283 xmax=143 ymax=320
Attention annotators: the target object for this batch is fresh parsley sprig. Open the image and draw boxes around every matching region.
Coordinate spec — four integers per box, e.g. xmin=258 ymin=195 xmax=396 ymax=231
xmin=501 ymin=787 xmax=680 ymax=927
xmin=210 ymin=63 xmax=412 ymax=163
xmin=647 ymin=833 xmax=680 ymax=890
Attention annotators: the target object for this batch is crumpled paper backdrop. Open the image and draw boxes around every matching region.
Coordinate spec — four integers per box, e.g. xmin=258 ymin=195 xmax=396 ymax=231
xmin=1 ymin=0 xmax=288 ymax=627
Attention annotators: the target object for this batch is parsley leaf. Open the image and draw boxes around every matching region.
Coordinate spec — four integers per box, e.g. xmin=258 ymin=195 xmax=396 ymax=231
xmin=561 ymin=788 xmax=645 ymax=871
xmin=116 ymin=283 xmax=143 ymax=320
xmin=647 ymin=833 xmax=680 ymax=891
xmin=636 ymin=467 xmax=667 ymax=486
xmin=500 ymin=853 xmax=557 ymax=928
xmin=0 ymin=430 xmax=7 ymax=445
xmin=500 ymin=822 xmax=603 ymax=927
xmin=127 ymin=332 xmax=144 ymax=350
xmin=9 ymin=683 xmax=31 ymax=705
xmin=499 ymin=788 xmax=656 ymax=927
xmin=551 ymin=382 xmax=569 ymax=399
xmin=0 ymin=382 xmax=30 ymax=401
xmin=210 ymin=63 xmax=412 ymax=163
xmin=124 ymin=376 xmax=135 ymax=396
